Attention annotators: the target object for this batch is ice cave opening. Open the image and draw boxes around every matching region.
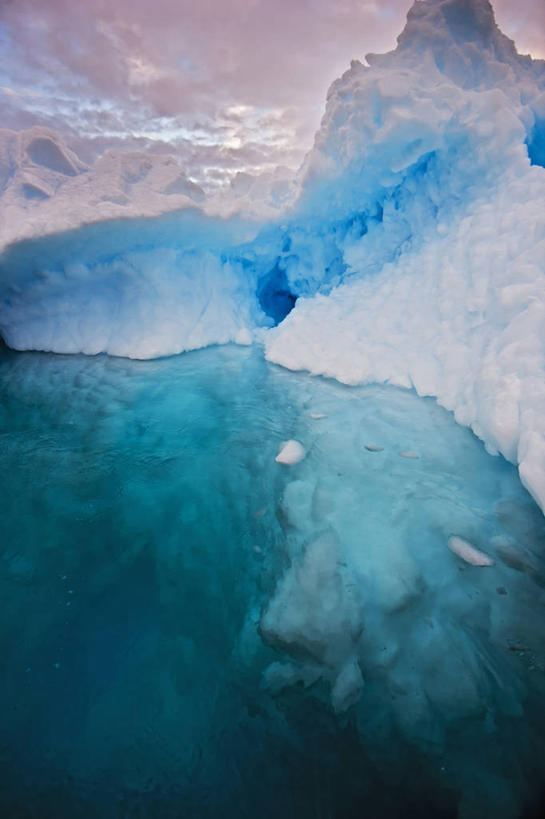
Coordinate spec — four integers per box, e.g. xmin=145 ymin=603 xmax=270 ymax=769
xmin=257 ymin=262 xmax=298 ymax=324
xmin=527 ymin=119 xmax=545 ymax=168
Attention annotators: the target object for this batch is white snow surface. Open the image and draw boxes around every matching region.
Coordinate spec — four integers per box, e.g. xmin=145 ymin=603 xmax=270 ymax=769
xmin=1 ymin=0 xmax=545 ymax=509
xmin=0 ymin=126 xmax=208 ymax=249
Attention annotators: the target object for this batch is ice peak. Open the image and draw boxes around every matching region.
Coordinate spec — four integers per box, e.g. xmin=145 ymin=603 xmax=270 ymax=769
xmin=366 ymin=0 xmax=533 ymax=89
xmin=399 ymin=0 xmax=500 ymax=50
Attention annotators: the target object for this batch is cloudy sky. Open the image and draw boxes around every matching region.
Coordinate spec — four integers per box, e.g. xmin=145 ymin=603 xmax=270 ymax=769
xmin=1 ymin=0 xmax=544 ymax=188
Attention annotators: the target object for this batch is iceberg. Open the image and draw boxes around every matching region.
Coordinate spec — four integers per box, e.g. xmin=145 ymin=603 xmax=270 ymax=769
xmin=2 ymin=3 xmax=545 ymax=812
xmin=0 ymin=0 xmax=544 ymax=514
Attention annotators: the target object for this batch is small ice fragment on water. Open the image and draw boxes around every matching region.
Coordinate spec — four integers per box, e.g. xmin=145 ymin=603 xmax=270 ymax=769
xmin=310 ymin=413 xmax=326 ymax=419
xmin=61 ymin=575 xmax=67 ymax=580
xmin=68 ymin=590 xmax=73 ymax=594
xmin=399 ymin=450 xmax=420 ymax=459
xmin=53 ymin=662 xmax=60 ymax=669
xmin=447 ymin=536 xmax=495 ymax=566
xmin=275 ymin=440 xmax=306 ymax=465
xmin=253 ymin=545 xmax=262 ymax=554
xmin=365 ymin=444 xmax=384 ymax=452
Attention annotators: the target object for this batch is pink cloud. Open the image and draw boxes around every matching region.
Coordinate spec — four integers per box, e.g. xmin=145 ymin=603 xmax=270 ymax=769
xmin=2 ymin=0 xmax=543 ymax=184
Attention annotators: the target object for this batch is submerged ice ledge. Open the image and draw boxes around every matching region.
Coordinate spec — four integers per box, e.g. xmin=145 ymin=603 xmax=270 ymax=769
xmin=2 ymin=345 xmax=545 ymax=817
xmin=1 ymin=0 xmax=545 ymax=510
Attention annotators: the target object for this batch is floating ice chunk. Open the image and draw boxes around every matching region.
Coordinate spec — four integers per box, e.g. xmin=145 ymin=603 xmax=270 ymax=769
xmin=275 ymin=440 xmax=306 ymax=465
xmin=447 ymin=536 xmax=495 ymax=566
xmin=399 ymin=451 xmax=420 ymax=459
xmin=310 ymin=413 xmax=326 ymax=419
xmin=365 ymin=444 xmax=384 ymax=452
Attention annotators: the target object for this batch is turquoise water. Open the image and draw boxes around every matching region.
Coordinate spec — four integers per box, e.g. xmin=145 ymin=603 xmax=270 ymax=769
xmin=1 ymin=343 xmax=545 ymax=818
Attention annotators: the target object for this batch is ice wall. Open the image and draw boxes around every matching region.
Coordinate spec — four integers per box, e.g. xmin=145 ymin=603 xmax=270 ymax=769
xmin=0 ymin=0 xmax=545 ymax=509
xmin=0 ymin=128 xmax=298 ymax=356
xmin=265 ymin=0 xmax=545 ymax=511
xmin=0 ymin=210 xmax=268 ymax=358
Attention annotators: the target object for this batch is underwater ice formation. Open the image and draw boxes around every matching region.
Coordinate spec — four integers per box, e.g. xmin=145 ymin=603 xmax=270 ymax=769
xmin=2 ymin=345 xmax=544 ymax=817
xmin=0 ymin=0 xmax=545 ymax=510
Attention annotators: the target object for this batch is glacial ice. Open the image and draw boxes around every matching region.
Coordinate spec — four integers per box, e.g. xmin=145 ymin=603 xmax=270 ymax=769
xmin=1 ymin=0 xmax=544 ymax=515
xmin=2 ymin=2 xmax=545 ymax=814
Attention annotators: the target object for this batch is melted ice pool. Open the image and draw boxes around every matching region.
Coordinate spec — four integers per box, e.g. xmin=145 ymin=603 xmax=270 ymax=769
xmin=1 ymin=344 xmax=545 ymax=818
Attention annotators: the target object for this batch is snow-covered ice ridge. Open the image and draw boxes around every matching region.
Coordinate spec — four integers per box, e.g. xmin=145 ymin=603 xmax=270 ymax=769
xmin=1 ymin=0 xmax=545 ymax=509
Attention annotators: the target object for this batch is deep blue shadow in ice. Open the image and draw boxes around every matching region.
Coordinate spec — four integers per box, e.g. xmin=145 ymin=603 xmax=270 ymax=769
xmin=257 ymin=262 xmax=297 ymax=324
xmin=1 ymin=343 xmax=545 ymax=818
xmin=527 ymin=118 xmax=545 ymax=168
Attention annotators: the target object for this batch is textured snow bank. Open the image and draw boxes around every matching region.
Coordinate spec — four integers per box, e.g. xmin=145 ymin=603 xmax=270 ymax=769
xmin=0 ymin=126 xmax=296 ymax=250
xmin=0 ymin=126 xmax=205 ymax=249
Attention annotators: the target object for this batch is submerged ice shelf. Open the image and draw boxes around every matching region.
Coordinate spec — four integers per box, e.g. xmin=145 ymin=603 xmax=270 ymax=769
xmin=1 ymin=344 xmax=545 ymax=817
